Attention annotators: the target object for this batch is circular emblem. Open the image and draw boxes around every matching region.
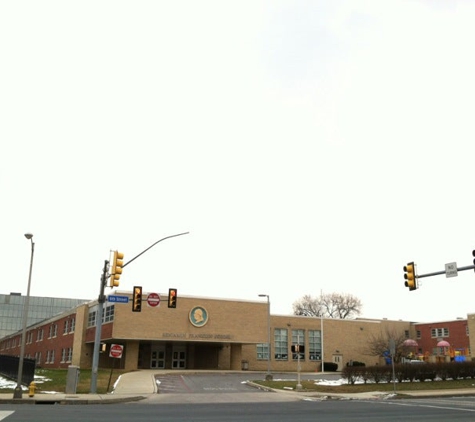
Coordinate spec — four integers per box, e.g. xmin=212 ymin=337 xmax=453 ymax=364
xmin=189 ymin=306 xmax=208 ymax=327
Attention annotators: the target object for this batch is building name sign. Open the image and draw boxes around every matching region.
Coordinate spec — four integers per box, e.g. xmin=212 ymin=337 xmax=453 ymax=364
xmin=162 ymin=332 xmax=232 ymax=340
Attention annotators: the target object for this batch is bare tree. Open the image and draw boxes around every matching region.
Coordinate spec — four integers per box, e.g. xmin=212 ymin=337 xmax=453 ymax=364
xmin=363 ymin=328 xmax=408 ymax=363
xmin=292 ymin=292 xmax=362 ymax=319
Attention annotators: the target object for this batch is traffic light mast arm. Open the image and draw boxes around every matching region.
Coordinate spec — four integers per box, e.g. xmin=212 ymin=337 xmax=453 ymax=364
xmin=122 ymin=232 xmax=190 ymax=269
xmin=417 ymin=265 xmax=475 ymax=279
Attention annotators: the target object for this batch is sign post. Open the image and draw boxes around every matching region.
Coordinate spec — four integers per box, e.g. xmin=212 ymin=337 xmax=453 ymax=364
xmin=107 ymin=344 xmax=123 ymax=392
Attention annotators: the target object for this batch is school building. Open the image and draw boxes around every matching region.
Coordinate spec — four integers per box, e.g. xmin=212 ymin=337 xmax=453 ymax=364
xmin=0 ymin=290 xmax=472 ymax=372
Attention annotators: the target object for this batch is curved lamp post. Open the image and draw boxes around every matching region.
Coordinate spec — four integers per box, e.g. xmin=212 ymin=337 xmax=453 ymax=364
xmin=13 ymin=233 xmax=35 ymax=399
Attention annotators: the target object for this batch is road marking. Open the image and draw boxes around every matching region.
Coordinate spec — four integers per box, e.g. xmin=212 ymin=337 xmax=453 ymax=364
xmin=0 ymin=411 xmax=14 ymax=421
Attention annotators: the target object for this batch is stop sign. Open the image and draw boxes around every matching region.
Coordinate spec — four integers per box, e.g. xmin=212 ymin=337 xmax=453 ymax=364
xmin=109 ymin=344 xmax=123 ymax=359
xmin=147 ymin=292 xmax=160 ymax=308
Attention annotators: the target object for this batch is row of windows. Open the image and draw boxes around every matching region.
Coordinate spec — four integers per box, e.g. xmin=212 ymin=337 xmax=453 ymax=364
xmin=0 ymin=318 xmax=76 ymax=350
xmin=28 ymin=348 xmax=73 ymax=365
xmin=257 ymin=328 xmax=322 ymax=361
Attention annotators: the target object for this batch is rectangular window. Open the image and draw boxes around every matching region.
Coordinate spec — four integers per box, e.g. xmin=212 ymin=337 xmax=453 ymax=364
xmin=103 ymin=305 xmax=115 ymax=323
xmin=67 ymin=348 xmax=73 ymax=362
xmin=52 ymin=324 xmax=58 ymax=337
xmin=37 ymin=329 xmax=43 ymax=342
xmin=35 ymin=352 xmax=41 ymax=365
xmin=274 ymin=328 xmax=288 ymax=360
xmin=61 ymin=348 xmax=67 ymax=363
xmin=63 ymin=320 xmax=69 ymax=335
xmin=291 ymin=329 xmax=305 ymax=361
xmin=404 ymin=330 xmax=409 ymax=338
xmin=70 ymin=318 xmax=76 ymax=333
xmin=308 ymin=330 xmax=321 ymax=361
xmin=88 ymin=311 xmax=97 ymax=327
xmin=256 ymin=343 xmax=269 ymax=360
xmin=416 ymin=330 xmax=421 ymax=339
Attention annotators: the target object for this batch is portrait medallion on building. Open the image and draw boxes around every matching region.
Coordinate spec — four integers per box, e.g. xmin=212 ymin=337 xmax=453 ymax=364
xmin=189 ymin=306 xmax=208 ymax=327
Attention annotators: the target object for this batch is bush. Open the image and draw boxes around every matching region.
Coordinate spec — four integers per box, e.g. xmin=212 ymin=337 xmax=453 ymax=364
xmin=323 ymin=362 xmax=338 ymax=372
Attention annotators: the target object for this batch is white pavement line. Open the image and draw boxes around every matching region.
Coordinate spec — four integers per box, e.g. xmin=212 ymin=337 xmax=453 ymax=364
xmin=0 ymin=411 xmax=14 ymax=421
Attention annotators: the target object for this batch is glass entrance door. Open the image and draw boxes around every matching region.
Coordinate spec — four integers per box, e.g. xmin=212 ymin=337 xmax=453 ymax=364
xmin=172 ymin=345 xmax=186 ymax=369
xmin=151 ymin=346 xmax=165 ymax=368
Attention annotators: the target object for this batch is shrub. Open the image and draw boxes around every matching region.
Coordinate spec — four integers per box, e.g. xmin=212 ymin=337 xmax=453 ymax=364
xmin=323 ymin=362 xmax=338 ymax=372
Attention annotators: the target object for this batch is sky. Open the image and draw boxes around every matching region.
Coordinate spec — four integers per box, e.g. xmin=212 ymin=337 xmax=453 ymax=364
xmin=2 ymin=0 xmax=475 ymax=324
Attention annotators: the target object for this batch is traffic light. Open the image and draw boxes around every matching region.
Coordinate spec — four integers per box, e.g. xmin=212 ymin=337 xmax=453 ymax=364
xmin=109 ymin=251 xmax=124 ymax=288
xmin=472 ymin=250 xmax=475 ymax=272
xmin=404 ymin=262 xmax=417 ymax=291
xmin=132 ymin=286 xmax=142 ymax=312
xmin=168 ymin=288 xmax=177 ymax=308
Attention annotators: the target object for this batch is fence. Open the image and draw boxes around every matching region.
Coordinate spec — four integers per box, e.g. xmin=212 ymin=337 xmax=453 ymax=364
xmin=0 ymin=355 xmax=36 ymax=386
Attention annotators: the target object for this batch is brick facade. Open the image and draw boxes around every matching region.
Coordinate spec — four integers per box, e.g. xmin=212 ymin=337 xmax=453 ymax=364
xmin=0 ymin=292 xmax=471 ymax=372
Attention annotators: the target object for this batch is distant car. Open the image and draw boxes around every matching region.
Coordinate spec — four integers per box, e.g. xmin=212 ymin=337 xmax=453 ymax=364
xmin=407 ymin=360 xmax=426 ymax=364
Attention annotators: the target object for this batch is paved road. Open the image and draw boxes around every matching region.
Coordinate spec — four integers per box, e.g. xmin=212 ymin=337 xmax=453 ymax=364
xmin=4 ymin=397 xmax=475 ymax=421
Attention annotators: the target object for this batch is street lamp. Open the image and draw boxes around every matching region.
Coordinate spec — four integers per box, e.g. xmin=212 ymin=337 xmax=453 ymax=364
xmin=258 ymin=294 xmax=272 ymax=381
xmin=13 ymin=233 xmax=35 ymax=399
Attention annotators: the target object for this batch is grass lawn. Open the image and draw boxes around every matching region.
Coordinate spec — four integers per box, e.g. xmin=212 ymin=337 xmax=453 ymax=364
xmin=253 ymin=378 xmax=475 ymax=393
xmin=0 ymin=368 xmax=129 ymax=395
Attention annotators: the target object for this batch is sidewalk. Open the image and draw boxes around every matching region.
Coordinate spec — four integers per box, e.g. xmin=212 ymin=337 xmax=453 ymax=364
xmin=2 ymin=370 xmax=475 ymax=404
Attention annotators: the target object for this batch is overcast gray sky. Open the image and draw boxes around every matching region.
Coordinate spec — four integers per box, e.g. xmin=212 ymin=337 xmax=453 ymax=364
xmin=2 ymin=0 xmax=475 ymax=323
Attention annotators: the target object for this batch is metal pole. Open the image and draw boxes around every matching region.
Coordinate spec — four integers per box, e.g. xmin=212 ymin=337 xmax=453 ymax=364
xmin=90 ymin=232 xmax=190 ymax=393
xmin=90 ymin=260 xmax=108 ymax=394
xmin=320 ymin=289 xmax=324 ymax=374
xmin=266 ymin=297 xmax=271 ymax=378
xmin=297 ymin=331 xmax=302 ymax=390
xmin=13 ymin=235 xmax=35 ymax=399
xmin=259 ymin=294 xmax=271 ymax=379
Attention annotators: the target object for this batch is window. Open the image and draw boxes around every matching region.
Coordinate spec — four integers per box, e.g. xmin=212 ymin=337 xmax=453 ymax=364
xmin=274 ymin=328 xmax=288 ymax=360
xmin=67 ymin=347 xmax=72 ymax=362
xmin=416 ymin=330 xmax=421 ymax=339
xmin=52 ymin=324 xmax=58 ymax=337
xmin=35 ymin=352 xmax=41 ymax=365
xmin=103 ymin=305 xmax=115 ymax=323
xmin=291 ymin=329 xmax=305 ymax=361
xmin=308 ymin=330 xmax=322 ymax=361
xmin=70 ymin=317 xmax=75 ymax=333
xmin=63 ymin=320 xmax=69 ymax=335
xmin=88 ymin=310 xmax=97 ymax=327
xmin=431 ymin=328 xmax=449 ymax=338
xmin=256 ymin=343 xmax=269 ymax=360
xmin=404 ymin=330 xmax=409 ymax=338
xmin=37 ymin=329 xmax=43 ymax=342
xmin=61 ymin=348 xmax=67 ymax=363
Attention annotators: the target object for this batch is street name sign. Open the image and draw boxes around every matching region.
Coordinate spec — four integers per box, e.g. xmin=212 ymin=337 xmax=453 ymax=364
xmin=108 ymin=295 xmax=129 ymax=303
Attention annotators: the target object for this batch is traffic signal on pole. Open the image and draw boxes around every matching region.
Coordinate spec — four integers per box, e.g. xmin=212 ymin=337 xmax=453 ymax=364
xmin=168 ymin=288 xmax=177 ymax=308
xmin=404 ymin=262 xmax=417 ymax=291
xmin=472 ymin=250 xmax=475 ymax=272
xmin=132 ymin=286 xmax=142 ymax=312
xmin=109 ymin=251 xmax=124 ymax=288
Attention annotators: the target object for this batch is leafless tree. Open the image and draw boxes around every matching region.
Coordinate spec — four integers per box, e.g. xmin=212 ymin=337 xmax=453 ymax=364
xmin=292 ymin=292 xmax=362 ymax=319
xmin=363 ymin=328 xmax=409 ymax=363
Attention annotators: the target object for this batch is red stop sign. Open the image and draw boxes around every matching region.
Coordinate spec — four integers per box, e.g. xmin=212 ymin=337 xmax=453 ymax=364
xmin=109 ymin=344 xmax=123 ymax=358
xmin=147 ymin=292 xmax=160 ymax=308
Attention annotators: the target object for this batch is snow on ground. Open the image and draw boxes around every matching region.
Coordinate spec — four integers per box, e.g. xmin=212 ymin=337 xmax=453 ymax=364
xmin=0 ymin=374 xmax=52 ymax=391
